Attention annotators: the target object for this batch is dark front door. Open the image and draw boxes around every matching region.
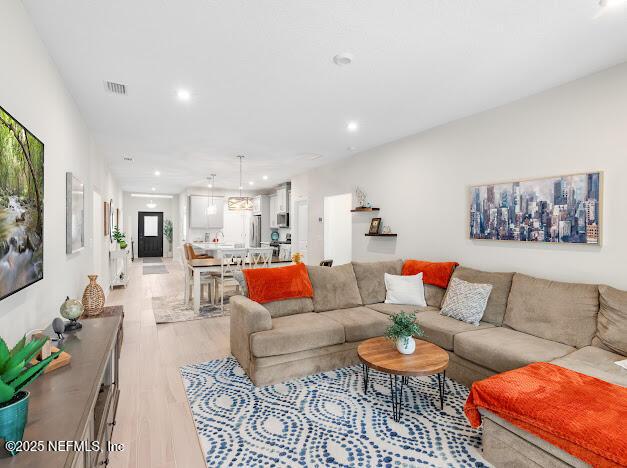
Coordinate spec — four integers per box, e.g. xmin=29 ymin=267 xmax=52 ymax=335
xmin=138 ymin=211 xmax=164 ymax=258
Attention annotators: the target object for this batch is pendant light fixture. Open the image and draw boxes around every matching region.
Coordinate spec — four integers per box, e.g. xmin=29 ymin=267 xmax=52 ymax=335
xmin=227 ymin=155 xmax=254 ymax=211
xmin=146 ymin=200 xmax=157 ymax=209
xmin=206 ymin=174 xmax=217 ymax=216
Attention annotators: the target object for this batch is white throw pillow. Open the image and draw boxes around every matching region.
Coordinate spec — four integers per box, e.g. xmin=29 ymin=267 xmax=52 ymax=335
xmin=440 ymin=277 xmax=492 ymax=325
xmin=384 ymin=272 xmax=427 ymax=306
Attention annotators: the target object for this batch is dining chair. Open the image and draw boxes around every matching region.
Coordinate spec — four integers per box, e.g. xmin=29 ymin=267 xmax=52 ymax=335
xmin=247 ymin=247 xmax=274 ymax=268
xmin=216 ymin=248 xmax=248 ymax=310
xmin=183 ymin=243 xmax=214 ymax=305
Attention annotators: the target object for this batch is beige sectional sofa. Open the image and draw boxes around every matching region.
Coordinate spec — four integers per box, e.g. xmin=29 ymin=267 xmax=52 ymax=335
xmin=229 ymin=260 xmax=626 ymax=466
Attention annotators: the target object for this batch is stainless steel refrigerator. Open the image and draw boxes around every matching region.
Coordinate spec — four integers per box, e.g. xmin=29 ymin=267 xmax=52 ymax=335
xmin=250 ymin=215 xmax=261 ymax=247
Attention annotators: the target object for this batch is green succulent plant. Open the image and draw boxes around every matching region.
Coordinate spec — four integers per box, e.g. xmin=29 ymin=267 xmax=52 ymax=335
xmin=385 ymin=312 xmax=424 ymax=348
xmin=0 ymin=336 xmax=62 ymax=405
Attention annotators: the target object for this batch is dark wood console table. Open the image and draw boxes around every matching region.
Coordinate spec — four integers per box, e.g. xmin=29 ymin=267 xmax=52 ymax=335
xmin=0 ymin=306 xmax=123 ymax=467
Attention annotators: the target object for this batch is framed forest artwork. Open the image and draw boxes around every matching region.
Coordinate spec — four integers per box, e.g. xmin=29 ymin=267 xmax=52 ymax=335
xmin=0 ymin=105 xmax=44 ymax=301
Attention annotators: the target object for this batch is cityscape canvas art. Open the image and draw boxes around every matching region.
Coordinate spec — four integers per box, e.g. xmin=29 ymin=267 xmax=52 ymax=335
xmin=470 ymin=172 xmax=600 ymax=244
xmin=0 ymin=105 xmax=44 ymax=300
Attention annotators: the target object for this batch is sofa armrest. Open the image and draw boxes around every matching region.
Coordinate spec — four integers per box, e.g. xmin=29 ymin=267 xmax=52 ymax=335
xmin=230 ymin=295 xmax=272 ymax=373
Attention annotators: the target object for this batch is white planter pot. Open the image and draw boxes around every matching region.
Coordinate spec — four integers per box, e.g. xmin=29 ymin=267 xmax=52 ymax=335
xmin=396 ymin=336 xmax=416 ymax=355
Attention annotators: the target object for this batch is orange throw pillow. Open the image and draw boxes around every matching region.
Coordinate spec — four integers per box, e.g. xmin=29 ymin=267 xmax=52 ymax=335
xmin=243 ymin=263 xmax=314 ymax=304
xmin=402 ymin=260 xmax=458 ymax=288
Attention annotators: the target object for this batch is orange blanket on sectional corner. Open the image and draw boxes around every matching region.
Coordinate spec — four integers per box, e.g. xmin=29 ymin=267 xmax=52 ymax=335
xmin=464 ymin=362 xmax=627 ymax=467
xmin=243 ymin=262 xmax=313 ymax=304
xmin=401 ymin=260 xmax=458 ymax=288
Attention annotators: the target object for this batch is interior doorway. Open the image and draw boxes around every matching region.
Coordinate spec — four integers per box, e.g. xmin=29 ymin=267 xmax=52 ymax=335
xmin=323 ymin=193 xmax=352 ymax=266
xmin=138 ymin=211 xmax=164 ymax=258
xmin=293 ymin=199 xmax=308 ymax=263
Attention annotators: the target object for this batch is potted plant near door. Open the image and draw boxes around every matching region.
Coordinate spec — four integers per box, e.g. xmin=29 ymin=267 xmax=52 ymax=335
xmin=385 ymin=312 xmax=424 ymax=355
xmin=0 ymin=336 xmax=62 ymax=456
xmin=112 ymin=225 xmax=127 ymax=250
xmin=163 ymin=219 xmax=173 ymax=258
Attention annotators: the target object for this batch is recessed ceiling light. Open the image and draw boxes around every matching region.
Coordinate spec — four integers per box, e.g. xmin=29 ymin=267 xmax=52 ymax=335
xmin=348 ymin=146 xmax=357 ymax=151
xmin=177 ymin=89 xmax=191 ymax=101
xmin=154 ymin=170 xmax=160 ymax=176
xmin=239 ymin=186 xmax=243 ymax=190
xmin=262 ymin=175 xmax=268 ymax=180
xmin=207 ymin=183 xmax=213 ymax=188
xmin=151 ymin=187 xmax=156 ymax=191
xmin=347 ymin=121 xmax=359 ymax=132
xmin=333 ymin=53 xmax=354 ymax=66
xmin=248 ymin=181 xmax=254 ymax=186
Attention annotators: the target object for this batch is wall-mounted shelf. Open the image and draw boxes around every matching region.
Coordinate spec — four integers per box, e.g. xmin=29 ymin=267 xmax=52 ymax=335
xmin=351 ymin=207 xmax=380 ymax=212
xmin=365 ymin=233 xmax=397 ymax=237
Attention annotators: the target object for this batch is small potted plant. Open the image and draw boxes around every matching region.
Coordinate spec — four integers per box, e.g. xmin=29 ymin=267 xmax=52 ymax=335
xmin=0 ymin=336 xmax=62 ymax=456
xmin=385 ymin=312 xmax=424 ymax=355
xmin=112 ymin=225 xmax=127 ymax=250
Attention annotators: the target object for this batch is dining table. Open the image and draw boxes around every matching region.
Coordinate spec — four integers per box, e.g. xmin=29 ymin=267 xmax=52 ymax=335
xmin=186 ymin=256 xmax=292 ymax=314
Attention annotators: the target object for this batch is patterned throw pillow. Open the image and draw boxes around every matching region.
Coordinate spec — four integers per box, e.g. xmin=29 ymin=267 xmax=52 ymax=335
xmin=440 ymin=278 xmax=492 ymax=325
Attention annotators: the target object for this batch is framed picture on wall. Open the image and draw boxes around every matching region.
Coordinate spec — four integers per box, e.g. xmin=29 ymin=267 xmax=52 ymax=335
xmin=0 ymin=105 xmax=44 ymax=301
xmin=369 ymin=217 xmax=382 ymax=235
xmin=469 ymin=172 xmax=602 ymax=244
xmin=66 ymin=172 xmax=84 ymax=254
xmin=104 ymin=201 xmax=110 ymax=237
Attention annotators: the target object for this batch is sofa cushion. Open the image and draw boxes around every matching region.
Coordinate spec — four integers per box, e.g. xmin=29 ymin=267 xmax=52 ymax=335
xmin=440 ymin=277 xmax=492 ymax=326
xmin=450 ymin=267 xmax=513 ymax=325
xmin=416 ymin=311 xmax=494 ymax=351
xmin=244 ymin=263 xmax=313 ymax=304
xmin=402 ymin=260 xmax=458 ymax=288
xmin=424 ymin=284 xmax=446 ymax=308
xmin=455 ymin=327 xmax=575 ymax=373
xmin=595 ymin=285 xmax=627 ymax=356
xmin=307 ymin=264 xmax=363 ymax=312
xmin=352 ymin=260 xmax=403 ymax=305
xmin=503 ymin=273 xmax=599 ymax=348
xmin=250 ymin=313 xmax=345 ymax=357
xmin=263 ymin=298 xmax=315 ymax=318
xmin=320 ymin=307 xmax=389 ymax=342
xmin=551 ymin=346 xmax=627 ymax=387
xmin=366 ymin=303 xmax=438 ymax=316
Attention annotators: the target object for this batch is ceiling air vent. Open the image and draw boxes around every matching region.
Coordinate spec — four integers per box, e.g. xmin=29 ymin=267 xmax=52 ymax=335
xmin=104 ymin=81 xmax=127 ymax=95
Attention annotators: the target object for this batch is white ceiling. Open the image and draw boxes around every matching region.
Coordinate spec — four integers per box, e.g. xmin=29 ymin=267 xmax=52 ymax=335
xmin=23 ymin=0 xmax=627 ymax=193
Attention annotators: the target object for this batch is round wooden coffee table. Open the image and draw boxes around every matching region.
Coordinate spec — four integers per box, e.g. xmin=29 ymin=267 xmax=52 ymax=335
xmin=358 ymin=336 xmax=449 ymax=422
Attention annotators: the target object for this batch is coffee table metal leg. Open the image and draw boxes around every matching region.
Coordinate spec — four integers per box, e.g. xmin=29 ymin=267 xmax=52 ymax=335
xmin=437 ymin=371 xmax=446 ymax=410
xmin=389 ymin=375 xmax=407 ymax=422
xmin=362 ymin=364 xmax=369 ymax=394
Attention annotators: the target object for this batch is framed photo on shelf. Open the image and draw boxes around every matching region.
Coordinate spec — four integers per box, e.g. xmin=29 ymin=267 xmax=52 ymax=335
xmin=369 ymin=217 xmax=382 ymax=235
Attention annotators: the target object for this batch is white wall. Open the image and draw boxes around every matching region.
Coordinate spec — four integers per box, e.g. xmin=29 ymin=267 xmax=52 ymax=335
xmin=122 ymin=193 xmax=179 ymax=259
xmin=0 ymin=1 xmax=122 ymax=345
xmin=295 ymin=62 xmax=627 ymax=290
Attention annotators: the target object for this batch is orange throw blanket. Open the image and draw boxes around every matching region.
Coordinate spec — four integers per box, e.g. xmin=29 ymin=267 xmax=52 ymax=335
xmin=401 ymin=260 xmax=458 ymax=288
xmin=465 ymin=362 xmax=627 ymax=467
xmin=243 ymin=262 xmax=313 ymax=304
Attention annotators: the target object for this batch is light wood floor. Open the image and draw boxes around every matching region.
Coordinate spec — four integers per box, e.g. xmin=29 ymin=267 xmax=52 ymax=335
xmin=106 ymin=258 xmax=228 ymax=468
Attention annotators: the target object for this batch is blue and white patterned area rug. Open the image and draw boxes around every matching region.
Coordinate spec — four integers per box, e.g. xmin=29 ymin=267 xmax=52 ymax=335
xmin=180 ymin=357 xmax=489 ymax=467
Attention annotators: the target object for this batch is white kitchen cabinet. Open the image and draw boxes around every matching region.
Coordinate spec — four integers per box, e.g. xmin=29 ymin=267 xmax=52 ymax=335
xmin=253 ymin=196 xmax=262 ymax=214
xmin=269 ymin=194 xmax=278 ymax=228
xmin=276 ymin=187 xmax=289 ymax=213
xmin=189 ymin=195 xmax=224 ymax=228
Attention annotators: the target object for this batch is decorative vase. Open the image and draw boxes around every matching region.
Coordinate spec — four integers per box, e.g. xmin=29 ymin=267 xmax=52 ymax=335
xmin=82 ymin=275 xmax=105 ymax=316
xmin=119 ymin=241 xmax=127 ymax=250
xmin=396 ymin=336 xmax=416 ymax=355
xmin=0 ymin=391 xmax=29 ymax=456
